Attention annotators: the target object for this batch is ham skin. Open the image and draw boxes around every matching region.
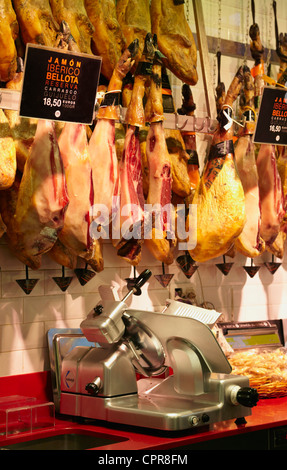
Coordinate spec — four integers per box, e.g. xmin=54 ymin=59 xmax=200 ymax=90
xmin=145 ymin=120 xmax=176 ymax=264
xmin=89 ymin=40 xmax=139 ymax=241
xmin=112 ymin=36 xmax=152 ymax=264
xmin=113 ymin=125 xmax=145 ymax=265
xmin=233 ymin=64 xmax=264 ymax=257
xmin=276 ymin=146 xmax=287 ymax=233
xmin=256 ymin=143 xmax=285 ymax=245
xmin=143 ymin=40 xmax=176 ymax=264
xmin=14 ymin=119 xmax=69 ymax=257
xmin=150 ymin=0 xmax=198 ymax=85
xmin=0 ymin=172 xmax=42 ymax=269
xmin=0 ymin=0 xmax=18 ymax=82
xmin=187 ymin=144 xmax=246 ymax=263
xmin=187 ymin=67 xmax=246 ymax=262
xmin=89 ymin=118 xmax=119 ymax=223
xmin=0 ymin=109 xmax=17 ymax=189
xmin=4 ymin=68 xmax=38 ymax=173
xmin=234 ymin=133 xmax=265 ymax=258
xmin=58 ymin=122 xmax=103 ymax=272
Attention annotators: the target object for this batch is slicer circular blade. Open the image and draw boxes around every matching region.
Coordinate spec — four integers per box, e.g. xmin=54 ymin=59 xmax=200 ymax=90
xmin=123 ymin=314 xmax=166 ymax=377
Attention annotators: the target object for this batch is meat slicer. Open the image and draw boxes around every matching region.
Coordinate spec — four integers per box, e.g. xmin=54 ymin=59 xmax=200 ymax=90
xmin=48 ymin=270 xmax=258 ymax=431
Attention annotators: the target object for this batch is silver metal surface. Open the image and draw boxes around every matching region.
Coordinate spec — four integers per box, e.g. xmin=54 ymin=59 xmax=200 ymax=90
xmin=47 ymin=328 xmax=93 ymax=411
xmin=80 ymin=300 xmax=127 ymax=345
xmin=48 ymin=293 xmax=255 ymax=431
xmin=162 ymin=300 xmax=221 ymax=327
xmin=60 ymin=373 xmax=251 ymax=431
xmin=122 ymin=314 xmax=166 ymax=376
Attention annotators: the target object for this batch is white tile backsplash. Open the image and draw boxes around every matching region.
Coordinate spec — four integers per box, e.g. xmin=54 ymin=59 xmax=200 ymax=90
xmin=0 ymin=351 xmax=23 ymax=376
xmin=1 ymin=235 xmax=287 ymax=377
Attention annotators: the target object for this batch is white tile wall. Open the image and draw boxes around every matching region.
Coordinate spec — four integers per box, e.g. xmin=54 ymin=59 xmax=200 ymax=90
xmin=1 ymin=0 xmax=287 ymax=377
xmin=1 ymin=232 xmax=287 ymax=377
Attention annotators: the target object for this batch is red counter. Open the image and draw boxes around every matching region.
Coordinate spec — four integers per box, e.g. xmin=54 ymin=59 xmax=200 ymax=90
xmin=0 ymin=371 xmax=286 ymax=450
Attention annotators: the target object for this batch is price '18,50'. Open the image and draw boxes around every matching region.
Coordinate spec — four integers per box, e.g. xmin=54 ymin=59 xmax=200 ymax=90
xmin=269 ymin=124 xmax=282 ymax=132
xmin=43 ymin=98 xmax=62 ymax=108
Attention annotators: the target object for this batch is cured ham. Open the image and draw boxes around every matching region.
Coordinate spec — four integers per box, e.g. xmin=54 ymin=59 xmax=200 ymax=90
xmin=12 ymin=0 xmax=60 ymax=47
xmin=234 ymin=66 xmax=265 ymax=258
xmin=249 ymin=22 xmax=265 ymax=111
xmin=178 ymin=84 xmax=200 ymax=203
xmin=256 ymin=144 xmax=285 ymax=246
xmin=112 ymin=35 xmax=152 ymax=265
xmin=0 ymin=108 xmax=17 ymax=189
xmin=144 ymin=41 xmax=176 ymax=265
xmin=150 ymin=0 xmax=198 ymax=86
xmin=85 ymin=0 xmax=126 ymax=80
xmin=0 ymin=0 xmax=18 ymax=82
xmin=234 ymin=134 xmax=264 ymax=257
xmin=14 ymin=120 xmax=69 ymax=260
xmin=4 ymin=60 xmax=38 ymax=173
xmin=273 ymin=1 xmax=287 ymax=79
xmin=161 ymin=73 xmax=191 ymax=200
xmin=276 ymin=147 xmax=287 ymax=233
xmin=89 ymin=40 xmax=139 ymax=250
xmin=50 ymin=0 xmax=94 ymax=54
xmin=48 ymin=238 xmax=77 ymax=269
xmin=113 ymin=125 xmax=145 ymax=265
xmin=116 ymin=0 xmax=151 ymax=71
xmin=58 ymin=122 xmax=103 ymax=272
xmin=0 ymin=172 xmax=41 ymax=269
xmin=187 ymin=66 xmax=246 ymax=262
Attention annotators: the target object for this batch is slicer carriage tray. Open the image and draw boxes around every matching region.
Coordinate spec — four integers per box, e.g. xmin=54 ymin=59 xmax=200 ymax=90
xmin=104 ymin=373 xmax=251 ymax=431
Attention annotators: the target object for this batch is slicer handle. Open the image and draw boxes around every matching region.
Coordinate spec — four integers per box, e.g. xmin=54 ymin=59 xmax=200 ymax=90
xmin=236 ymin=387 xmax=259 ymax=408
xmin=131 ymin=269 xmax=152 ymax=296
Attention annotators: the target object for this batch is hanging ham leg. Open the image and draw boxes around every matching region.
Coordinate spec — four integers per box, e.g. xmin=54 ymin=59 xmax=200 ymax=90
xmin=187 ymin=66 xmax=246 ymax=262
xmin=4 ymin=59 xmax=38 ymax=173
xmin=144 ymin=40 xmax=176 ymax=265
xmin=150 ymin=0 xmax=198 ymax=86
xmin=89 ymin=40 xmax=139 ymax=246
xmin=178 ymin=84 xmax=200 ymax=203
xmin=49 ymin=0 xmax=94 ymax=54
xmin=249 ymin=22 xmax=265 ymax=111
xmin=12 ymin=0 xmax=60 ymax=47
xmin=0 ymin=0 xmax=18 ymax=82
xmin=234 ymin=134 xmax=264 ymax=257
xmin=256 ymin=143 xmax=285 ymax=245
xmin=114 ymin=125 xmax=145 ymax=264
xmin=234 ymin=66 xmax=265 ymax=258
xmin=0 ymin=172 xmax=42 ymax=269
xmin=0 ymin=108 xmax=17 ymax=189
xmin=58 ymin=122 xmax=103 ymax=272
xmin=112 ymin=34 xmax=153 ymax=265
xmin=14 ymin=119 xmax=69 ymax=259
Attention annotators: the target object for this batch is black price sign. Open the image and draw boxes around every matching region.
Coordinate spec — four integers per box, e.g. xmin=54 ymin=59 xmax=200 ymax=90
xmin=20 ymin=44 xmax=102 ymax=125
xmin=254 ymin=86 xmax=287 ymax=145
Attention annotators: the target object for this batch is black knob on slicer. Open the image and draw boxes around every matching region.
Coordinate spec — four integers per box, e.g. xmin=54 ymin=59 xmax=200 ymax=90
xmin=236 ymin=387 xmax=259 ymax=408
xmin=85 ymin=377 xmax=102 ymax=396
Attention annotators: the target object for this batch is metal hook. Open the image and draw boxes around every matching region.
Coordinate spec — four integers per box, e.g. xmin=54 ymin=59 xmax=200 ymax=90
xmin=194 ymin=117 xmax=206 ymax=132
xmin=206 ymin=116 xmax=217 ymax=133
xmin=175 ymin=113 xmax=189 ymax=131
